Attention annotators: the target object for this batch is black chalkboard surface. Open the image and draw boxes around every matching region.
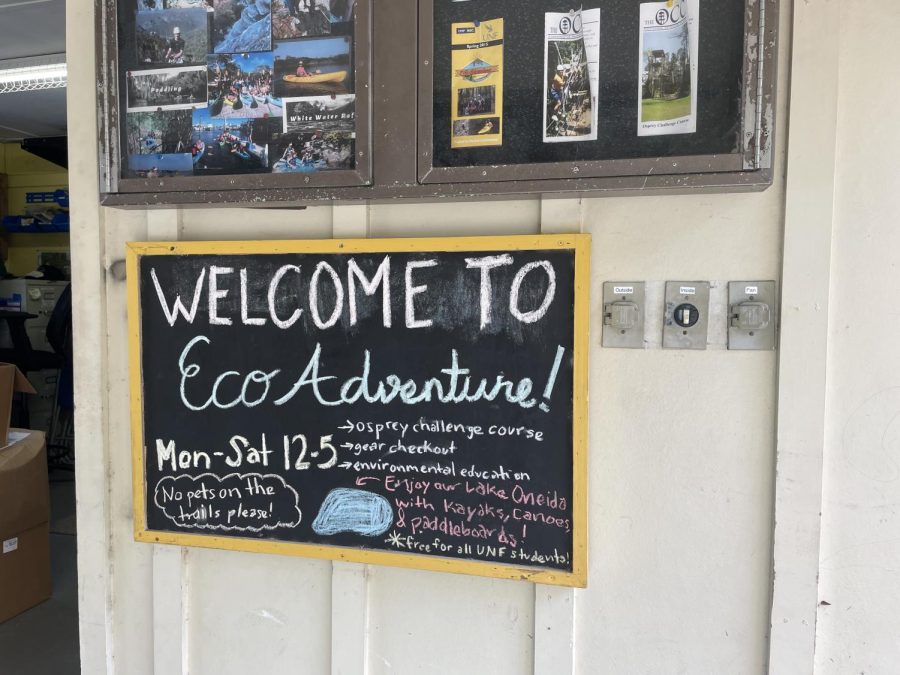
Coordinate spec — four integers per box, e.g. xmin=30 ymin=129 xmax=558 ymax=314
xmin=128 ymin=236 xmax=590 ymax=586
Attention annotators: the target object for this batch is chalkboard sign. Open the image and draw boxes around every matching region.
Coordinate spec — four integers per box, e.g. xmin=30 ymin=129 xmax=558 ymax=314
xmin=128 ymin=236 xmax=590 ymax=586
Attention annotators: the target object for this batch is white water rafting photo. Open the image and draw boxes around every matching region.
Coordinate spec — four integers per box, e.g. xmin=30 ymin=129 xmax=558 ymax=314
xmin=190 ymin=108 xmax=271 ymax=173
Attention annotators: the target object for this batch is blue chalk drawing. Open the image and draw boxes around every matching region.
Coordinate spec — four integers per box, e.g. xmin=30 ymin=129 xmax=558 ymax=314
xmin=312 ymin=488 xmax=393 ymax=537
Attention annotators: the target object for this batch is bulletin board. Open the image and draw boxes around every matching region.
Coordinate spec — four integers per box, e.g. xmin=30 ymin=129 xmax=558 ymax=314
xmin=427 ymin=0 xmax=744 ymax=172
xmin=97 ymin=0 xmax=777 ymax=206
xmin=128 ymin=235 xmax=591 ymax=587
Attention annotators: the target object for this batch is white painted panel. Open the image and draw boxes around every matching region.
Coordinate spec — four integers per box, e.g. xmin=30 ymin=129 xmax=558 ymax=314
xmin=187 ymin=548 xmax=332 ymax=675
xmin=178 ymin=207 xmax=333 ymax=241
xmin=816 ymin=2 xmax=900 ymax=672
xmin=574 ymin=187 xmax=786 ymax=672
xmin=369 ymin=200 xmax=541 ymax=238
xmin=103 ymin=211 xmax=158 ymax=675
xmin=768 ymin=0 xmax=839 ymax=667
xmin=368 ymin=567 xmax=534 ymax=674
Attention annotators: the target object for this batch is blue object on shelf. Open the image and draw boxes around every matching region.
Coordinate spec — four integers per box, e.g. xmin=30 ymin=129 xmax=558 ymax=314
xmin=3 ymin=190 xmax=70 ymax=233
xmin=1 ymin=214 xmax=69 ymax=233
xmin=25 ymin=190 xmax=69 ymax=208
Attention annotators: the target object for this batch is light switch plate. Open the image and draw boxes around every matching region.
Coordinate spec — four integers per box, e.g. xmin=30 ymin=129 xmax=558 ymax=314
xmin=728 ymin=281 xmax=777 ymax=350
xmin=602 ymin=282 xmax=645 ymax=349
xmin=663 ymin=281 xmax=710 ymax=350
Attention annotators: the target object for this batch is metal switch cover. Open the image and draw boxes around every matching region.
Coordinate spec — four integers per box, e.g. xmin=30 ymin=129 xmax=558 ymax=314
xmin=663 ymin=281 xmax=710 ymax=350
xmin=602 ymin=282 xmax=645 ymax=349
xmin=728 ymin=281 xmax=777 ymax=350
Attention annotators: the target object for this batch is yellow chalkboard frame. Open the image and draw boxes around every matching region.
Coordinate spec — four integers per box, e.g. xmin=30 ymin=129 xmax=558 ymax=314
xmin=127 ymin=234 xmax=591 ymax=587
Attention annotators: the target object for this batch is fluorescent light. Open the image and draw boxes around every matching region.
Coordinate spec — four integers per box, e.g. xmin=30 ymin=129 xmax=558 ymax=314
xmin=0 ymin=55 xmax=66 ymax=94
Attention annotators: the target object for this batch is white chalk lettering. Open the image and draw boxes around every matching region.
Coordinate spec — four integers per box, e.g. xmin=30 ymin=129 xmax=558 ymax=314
xmin=267 ymin=265 xmax=302 ymax=329
xmin=348 ymin=256 xmax=391 ymax=327
xmin=510 ymin=261 xmax=556 ymax=324
xmin=405 ymin=259 xmax=437 ymax=329
xmin=208 ymin=266 xmax=233 ymax=326
xmin=240 ymin=268 xmax=266 ymax=326
xmin=179 ymin=335 xmax=281 ymax=411
xmin=151 ymin=267 xmax=206 ymax=326
xmin=309 ymin=261 xmax=344 ymax=329
xmin=465 ymin=254 xmax=513 ymax=329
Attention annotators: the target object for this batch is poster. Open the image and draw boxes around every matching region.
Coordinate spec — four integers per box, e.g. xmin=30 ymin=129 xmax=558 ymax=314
xmin=273 ymin=36 xmax=353 ymax=99
xmin=283 ymin=94 xmax=355 ymax=132
xmin=270 ymin=128 xmax=355 ymax=173
xmin=190 ymin=108 xmax=271 ymax=174
xmin=206 ymin=52 xmax=277 ymax=119
xmin=543 ymin=9 xmax=600 ymax=143
xmin=450 ymin=18 xmax=504 ymax=149
xmin=212 ymin=0 xmax=273 ymax=53
xmin=136 ymin=7 xmax=209 ymax=67
xmin=126 ymin=66 xmax=208 ymax=111
xmin=125 ymin=109 xmax=195 ymax=177
xmin=638 ymin=0 xmax=698 ymax=136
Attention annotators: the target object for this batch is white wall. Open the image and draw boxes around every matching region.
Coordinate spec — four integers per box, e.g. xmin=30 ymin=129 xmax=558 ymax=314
xmin=71 ymin=0 xmax=900 ymax=672
xmin=816 ymin=2 xmax=900 ymax=672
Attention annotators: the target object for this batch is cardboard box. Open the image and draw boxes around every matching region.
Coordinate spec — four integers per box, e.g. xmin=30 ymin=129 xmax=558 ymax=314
xmin=0 ymin=363 xmax=36 ymax=445
xmin=0 ymin=429 xmax=50 ymax=624
xmin=0 ymin=523 xmax=51 ymax=624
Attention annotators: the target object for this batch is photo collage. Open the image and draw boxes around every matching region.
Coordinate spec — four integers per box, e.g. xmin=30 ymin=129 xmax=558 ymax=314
xmin=125 ymin=0 xmax=357 ymax=178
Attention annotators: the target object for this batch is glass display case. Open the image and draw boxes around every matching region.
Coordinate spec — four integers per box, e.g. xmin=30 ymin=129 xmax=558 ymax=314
xmin=101 ymin=0 xmax=371 ymax=196
xmin=98 ymin=0 xmax=776 ymax=206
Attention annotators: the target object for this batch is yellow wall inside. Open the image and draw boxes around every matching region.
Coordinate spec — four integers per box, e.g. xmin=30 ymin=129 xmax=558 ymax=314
xmin=0 ymin=143 xmax=70 ymax=276
xmin=0 ymin=143 xmax=69 ymax=214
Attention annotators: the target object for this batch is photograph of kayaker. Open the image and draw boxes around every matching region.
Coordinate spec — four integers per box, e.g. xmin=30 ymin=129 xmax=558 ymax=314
xmin=273 ymin=36 xmax=353 ymax=99
xmin=126 ymin=66 xmax=208 ymax=112
xmin=452 ymin=116 xmax=501 ymax=138
xmin=283 ymin=94 xmax=354 ymax=132
xmin=456 ymin=85 xmax=495 ymax=118
xmin=190 ymin=107 xmax=271 ymax=174
xmin=271 ymin=129 xmax=354 ymax=172
xmin=125 ymin=109 xmax=194 ymax=177
xmin=213 ymin=0 xmax=272 ymax=54
xmin=136 ymin=8 xmax=209 ymax=67
xmin=207 ymin=52 xmax=281 ymax=118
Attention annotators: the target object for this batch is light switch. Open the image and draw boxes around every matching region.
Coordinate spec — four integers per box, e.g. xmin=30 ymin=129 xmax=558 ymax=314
xmin=602 ymin=282 xmax=645 ymax=349
xmin=728 ymin=281 xmax=777 ymax=350
xmin=663 ymin=281 xmax=710 ymax=350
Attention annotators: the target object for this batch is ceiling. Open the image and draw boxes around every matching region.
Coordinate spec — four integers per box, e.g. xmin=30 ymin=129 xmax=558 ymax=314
xmin=0 ymin=0 xmax=67 ymax=140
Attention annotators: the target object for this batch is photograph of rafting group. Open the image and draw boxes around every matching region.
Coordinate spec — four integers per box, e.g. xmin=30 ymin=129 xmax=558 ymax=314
xmin=124 ymin=0 xmax=356 ymax=178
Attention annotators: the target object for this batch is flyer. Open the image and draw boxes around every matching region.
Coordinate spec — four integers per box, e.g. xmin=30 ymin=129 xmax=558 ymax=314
xmin=638 ymin=0 xmax=699 ymax=136
xmin=543 ymin=9 xmax=600 ymax=143
xmin=451 ymin=18 xmax=504 ymax=149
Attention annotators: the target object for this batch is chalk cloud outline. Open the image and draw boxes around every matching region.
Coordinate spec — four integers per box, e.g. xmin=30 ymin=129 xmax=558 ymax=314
xmin=154 ymin=472 xmax=302 ymax=533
